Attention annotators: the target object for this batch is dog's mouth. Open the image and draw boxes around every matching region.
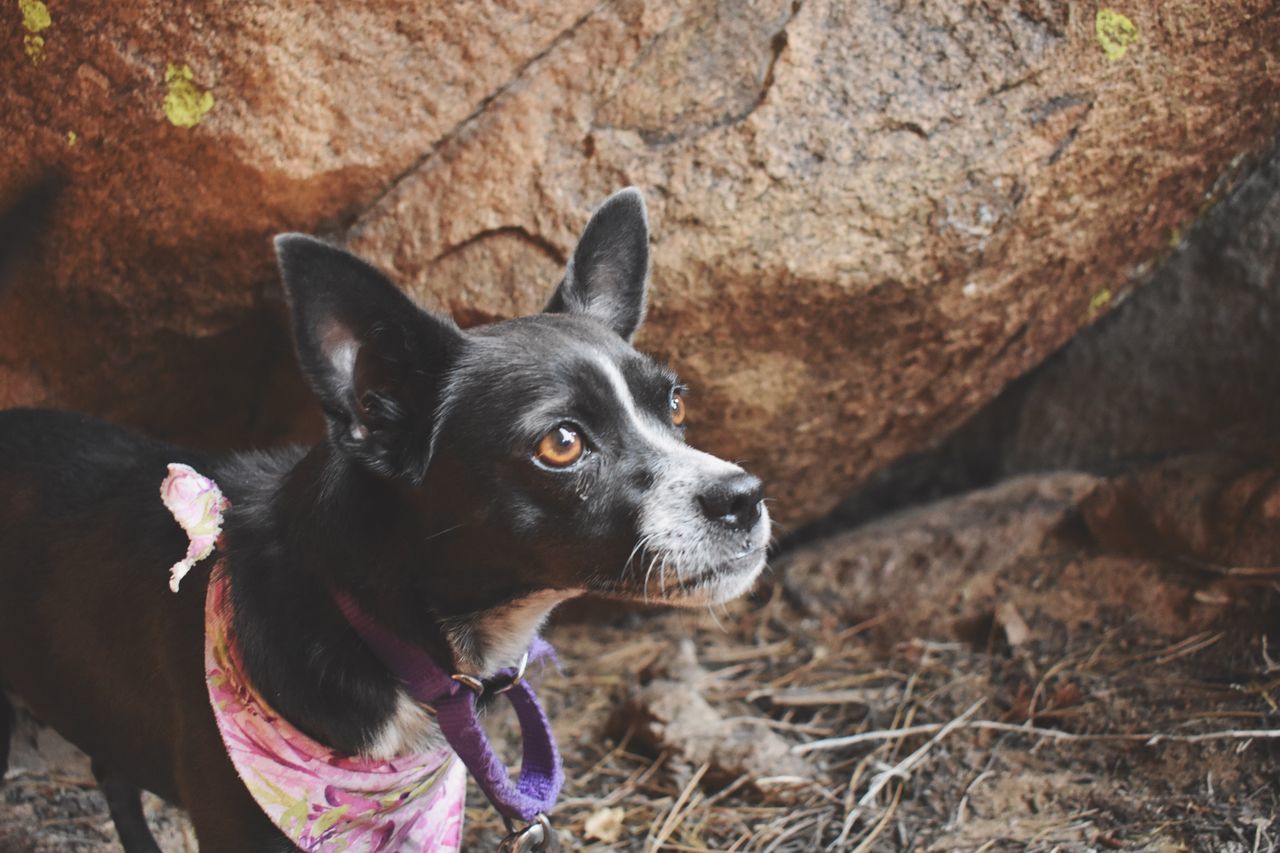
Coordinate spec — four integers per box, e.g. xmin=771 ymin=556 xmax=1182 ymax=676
xmin=612 ymin=542 xmax=768 ymax=607
xmin=607 ymin=476 xmax=773 ymax=607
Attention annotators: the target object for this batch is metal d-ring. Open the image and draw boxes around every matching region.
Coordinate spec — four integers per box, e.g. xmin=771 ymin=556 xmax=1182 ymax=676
xmin=493 ymin=651 xmax=529 ymax=695
xmin=452 ymin=650 xmax=530 ymax=697
xmin=498 ymin=813 xmax=555 ymax=852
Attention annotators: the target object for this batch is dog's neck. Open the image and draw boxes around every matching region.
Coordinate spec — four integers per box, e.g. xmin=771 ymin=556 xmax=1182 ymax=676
xmin=441 ymin=588 xmax=576 ymax=675
xmin=214 ymin=444 xmax=567 ymax=759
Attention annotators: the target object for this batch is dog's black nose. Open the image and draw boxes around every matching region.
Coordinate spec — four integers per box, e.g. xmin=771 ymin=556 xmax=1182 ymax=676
xmin=698 ymin=472 xmax=764 ymax=532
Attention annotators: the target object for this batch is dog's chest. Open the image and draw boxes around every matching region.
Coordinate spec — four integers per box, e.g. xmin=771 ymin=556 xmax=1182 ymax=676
xmin=364 ymin=692 xmax=442 ymax=761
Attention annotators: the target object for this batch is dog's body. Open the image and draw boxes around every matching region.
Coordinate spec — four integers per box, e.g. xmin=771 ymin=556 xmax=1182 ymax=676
xmin=0 ymin=189 xmax=770 ymax=851
xmin=0 ymin=414 xmax=284 ymax=848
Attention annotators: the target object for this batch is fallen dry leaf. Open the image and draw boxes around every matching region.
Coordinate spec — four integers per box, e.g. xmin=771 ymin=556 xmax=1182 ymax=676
xmin=583 ymin=806 xmax=625 ymax=844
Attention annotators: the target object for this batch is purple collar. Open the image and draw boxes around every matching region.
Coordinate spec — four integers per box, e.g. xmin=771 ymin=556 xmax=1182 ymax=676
xmin=332 ymin=592 xmax=564 ymax=824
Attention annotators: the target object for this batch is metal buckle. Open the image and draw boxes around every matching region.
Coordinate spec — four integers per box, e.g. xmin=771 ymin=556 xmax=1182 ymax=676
xmin=452 ymin=650 xmax=529 ymax=697
xmin=498 ymin=813 xmax=556 ymax=852
xmin=450 ymin=672 xmax=485 ymax=694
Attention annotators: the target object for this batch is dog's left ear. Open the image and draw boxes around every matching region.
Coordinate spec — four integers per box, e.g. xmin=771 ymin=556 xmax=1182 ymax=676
xmin=545 ymin=187 xmax=650 ymax=341
xmin=275 ymin=234 xmax=462 ymax=482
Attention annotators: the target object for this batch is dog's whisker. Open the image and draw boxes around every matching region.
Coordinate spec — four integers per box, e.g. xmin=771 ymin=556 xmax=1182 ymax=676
xmin=420 ymin=522 xmax=465 ymax=544
xmin=624 ymin=534 xmax=655 ymax=580
xmin=705 ymin=601 xmax=727 ymax=633
xmin=623 ymin=544 xmax=643 ymax=577
xmin=642 ymin=551 xmax=662 ymax=605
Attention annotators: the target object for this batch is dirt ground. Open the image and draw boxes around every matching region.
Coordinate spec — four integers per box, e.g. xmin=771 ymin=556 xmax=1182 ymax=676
xmin=3 ymin=469 xmax=1279 ymax=851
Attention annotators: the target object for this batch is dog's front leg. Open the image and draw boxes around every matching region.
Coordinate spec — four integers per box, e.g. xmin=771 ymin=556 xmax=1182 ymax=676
xmin=91 ymin=759 xmax=162 ymax=853
xmin=176 ymin=726 xmax=297 ymax=853
xmin=185 ymin=787 xmax=296 ymax=853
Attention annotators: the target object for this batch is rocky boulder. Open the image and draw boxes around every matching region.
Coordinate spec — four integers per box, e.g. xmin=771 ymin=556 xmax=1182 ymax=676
xmin=3 ymin=1 xmax=1279 ymax=523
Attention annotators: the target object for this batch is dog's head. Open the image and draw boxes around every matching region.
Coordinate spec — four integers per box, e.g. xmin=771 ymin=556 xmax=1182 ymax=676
xmin=275 ymin=190 xmax=769 ymax=642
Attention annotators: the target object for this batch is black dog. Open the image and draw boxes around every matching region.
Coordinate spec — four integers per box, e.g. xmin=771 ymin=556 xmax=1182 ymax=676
xmin=0 ymin=188 xmax=770 ymax=851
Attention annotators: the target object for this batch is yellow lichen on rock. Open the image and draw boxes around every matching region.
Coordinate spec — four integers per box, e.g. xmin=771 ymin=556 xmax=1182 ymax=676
xmin=22 ymin=34 xmax=43 ymax=63
xmin=1087 ymin=288 xmax=1113 ymax=320
xmin=1095 ymin=9 xmax=1138 ymax=61
xmin=18 ymin=0 xmax=49 ymax=31
xmin=18 ymin=0 xmax=51 ymax=65
xmin=163 ymin=64 xmax=214 ymax=128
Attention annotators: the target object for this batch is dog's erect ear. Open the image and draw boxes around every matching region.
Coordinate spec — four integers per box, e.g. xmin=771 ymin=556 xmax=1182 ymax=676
xmin=274 ymin=234 xmax=462 ymax=482
xmin=545 ymin=187 xmax=650 ymax=341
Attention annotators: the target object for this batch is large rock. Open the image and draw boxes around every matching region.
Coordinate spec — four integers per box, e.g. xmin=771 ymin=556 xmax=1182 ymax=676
xmin=3 ymin=1 xmax=1279 ymax=522
xmin=0 ymin=1 xmax=596 ymax=443
xmin=807 ymin=141 xmax=1280 ymax=539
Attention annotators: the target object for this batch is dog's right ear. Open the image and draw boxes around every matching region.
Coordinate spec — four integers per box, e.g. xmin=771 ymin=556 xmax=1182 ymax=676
xmin=274 ymin=234 xmax=462 ymax=482
xmin=544 ymin=187 xmax=650 ymax=341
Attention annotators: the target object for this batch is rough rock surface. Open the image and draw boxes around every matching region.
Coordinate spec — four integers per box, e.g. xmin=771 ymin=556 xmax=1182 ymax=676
xmin=776 ymin=471 xmax=1245 ymax=644
xmin=809 ymin=141 xmax=1280 ymax=538
xmin=778 ymin=438 xmax=1280 ymax=648
xmin=3 ymin=2 xmax=1280 ymax=522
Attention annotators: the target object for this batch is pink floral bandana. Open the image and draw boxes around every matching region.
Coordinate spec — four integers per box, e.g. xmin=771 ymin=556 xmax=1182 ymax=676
xmin=161 ymin=463 xmax=228 ymax=593
xmin=204 ymin=565 xmax=467 ymax=851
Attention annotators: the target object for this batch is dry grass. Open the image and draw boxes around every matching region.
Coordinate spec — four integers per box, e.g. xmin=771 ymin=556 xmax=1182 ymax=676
xmin=465 ymin=571 xmax=1280 ymax=851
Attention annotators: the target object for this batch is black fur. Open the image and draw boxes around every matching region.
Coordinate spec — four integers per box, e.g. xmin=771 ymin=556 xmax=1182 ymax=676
xmin=274 ymin=233 xmax=463 ymax=483
xmin=93 ymin=758 xmax=164 ymax=853
xmin=0 ymin=188 xmax=769 ymax=851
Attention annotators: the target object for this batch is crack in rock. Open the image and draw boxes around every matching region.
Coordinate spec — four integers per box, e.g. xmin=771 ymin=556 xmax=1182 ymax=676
xmin=346 ymin=2 xmax=607 ymax=234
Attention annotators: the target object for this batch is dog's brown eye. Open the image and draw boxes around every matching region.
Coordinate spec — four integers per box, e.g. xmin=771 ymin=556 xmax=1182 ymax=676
xmin=536 ymin=425 xmax=585 ymax=468
xmin=670 ymin=390 xmax=687 ymax=427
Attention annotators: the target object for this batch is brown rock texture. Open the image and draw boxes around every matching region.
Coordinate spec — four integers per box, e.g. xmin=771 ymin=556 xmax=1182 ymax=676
xmin=3 ymin=1 xmax=1280 ymax=523
xmin=809 ymin=140 xmax=1280 ymax=539
xmin=777 ymin=440 xmax=1280 ymax=650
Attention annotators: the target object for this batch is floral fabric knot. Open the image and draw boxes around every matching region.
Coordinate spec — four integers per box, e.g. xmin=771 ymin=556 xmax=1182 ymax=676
xmin=160 ymin=463 xmax=228 ymax=592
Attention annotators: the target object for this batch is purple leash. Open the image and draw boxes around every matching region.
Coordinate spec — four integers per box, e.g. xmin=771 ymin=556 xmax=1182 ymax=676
xmin=332 ymin=593 xmax=564 ymax=832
